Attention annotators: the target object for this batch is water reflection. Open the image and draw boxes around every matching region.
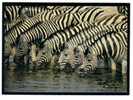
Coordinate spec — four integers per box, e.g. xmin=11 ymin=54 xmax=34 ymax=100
xmin=3 ymin=66 xmax=127 ymax=93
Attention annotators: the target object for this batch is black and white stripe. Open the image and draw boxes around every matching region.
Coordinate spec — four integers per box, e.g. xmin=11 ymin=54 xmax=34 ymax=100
xmin=117 ymin=6 xmax=128 ymax=16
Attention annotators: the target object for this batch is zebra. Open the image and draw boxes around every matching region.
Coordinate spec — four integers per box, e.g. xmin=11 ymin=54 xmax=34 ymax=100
xmin=57 ymin=24 xmax=118 ymax=71
xmin=36 ymin=23 xmax=118 ymax=68
xmin=74 ymin=29 xmax=127 ymax=75
xmin=14 ymin=12 xmax=80 ymax=65
xmin=57 ymin=45 xmax=86 ymax=72
xmin=4 ymin=7 xmax=66 ymax=48
xmin=15 ymin=7 xmax=105 ymax=64
xmin=16 ymin=7 xmax=105 ymax=44
xmin=57 ymin=12 xmax=128 ymax=72
xmin=4 ymin=5 xmax=48 ymax=22
xmin=5 ymin=6 xmax=127 ymax=67
xmin=34 ymin=21 xmax=95 ymax=67
xmin=35 ymin=8 xmax=128 ymax=67
xmin=4 ymin=7 xmax=73 ymax=66
xmin=76 ymin=51 xmax=97 ymax=75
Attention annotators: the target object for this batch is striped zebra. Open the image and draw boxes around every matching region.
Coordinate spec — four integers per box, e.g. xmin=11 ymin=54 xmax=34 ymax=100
xmin=65 ymin=28 xmax=127 ymax=71
xmin=76 ymin=52 xmax=97 ymax=75
xmin=4 ymin=5 xmax=48 ymax=22
xmin=5 ymin=6 xmax=76 ymax=44
xmin=73 ymin=29 xmax=127 ymax=75
xmin=15 ymin=7 xmax=104 ymax=64
xmin=57 ymin=24 xmax=118 ymax=71
xmin=36 ymin=23 xmax=118 ymax=67
xmin=4 ymin=7 xmax=71 ymax=65
xmin=20 ymin=6 xmax=47 ymax=18
xmin=57 ymin=12 xmax=128 ymax=72
xmin=14 ymin=12 xmax=80 ymax=64
xmin=4 ymin=7 xmax=67 ymax=50
xmin=57 ymin=45 xmax=85 ymax=71
xmin=35 ymin=21 xmax=94 ymax=66
xmin=59 ymin=29 xmax=127 ymax=74
xmin=35 ymin=8 xmax=127 ymax=67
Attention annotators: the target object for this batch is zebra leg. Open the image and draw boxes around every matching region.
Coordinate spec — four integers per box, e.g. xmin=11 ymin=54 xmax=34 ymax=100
xmin=4 ymin=47 xmax=17 ymax=70
xmin=8 ymin=55 xmax=17 ymax=71
xmin=28 ymin=44 xmax=37 ymax=70
xmin=122 ymin=59 xmax=127 ymax=74
xmin=109 ymin=58 xmax=125 ymax=81
xmin=31 ymin=44 xmax=37 ymax=64
xmin=110 ymin=58 xmax=116 ymax=71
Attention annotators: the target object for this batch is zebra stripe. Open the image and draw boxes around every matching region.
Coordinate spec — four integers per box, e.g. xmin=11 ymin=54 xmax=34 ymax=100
xmin=77 ymin=30 xmax=127 ymax=62
xmin=95 ymin=13 xmax=127 ymax=31
xmin=117 ymin=6 xmax=128 ymax=16
xmin=4 ymin=17 xmax=23 ymax=33
xmin=4 ymin=6 xmax=21 ymax=22
xmin=65 ymin=24 xmax=117 ymax=48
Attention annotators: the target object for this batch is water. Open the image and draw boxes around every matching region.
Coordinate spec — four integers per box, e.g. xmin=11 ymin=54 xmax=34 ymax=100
xmin=3 ymin=65 xmax=127 ymax=93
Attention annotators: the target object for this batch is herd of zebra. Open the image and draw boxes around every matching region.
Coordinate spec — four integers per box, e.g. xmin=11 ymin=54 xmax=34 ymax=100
xmin=3 ymin=5 xmax=128 ymax=76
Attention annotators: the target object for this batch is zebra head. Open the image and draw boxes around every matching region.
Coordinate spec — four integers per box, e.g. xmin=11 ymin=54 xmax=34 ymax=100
xmin=57 ymin=46 xmax=75 ymax=71
xmin=36 ymin=46 xmax=52 ymax=69
xmin=76 ymin=53 xmax=97 ymax=77
xmin=58 ymin=45 xmax=84 ymax=72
